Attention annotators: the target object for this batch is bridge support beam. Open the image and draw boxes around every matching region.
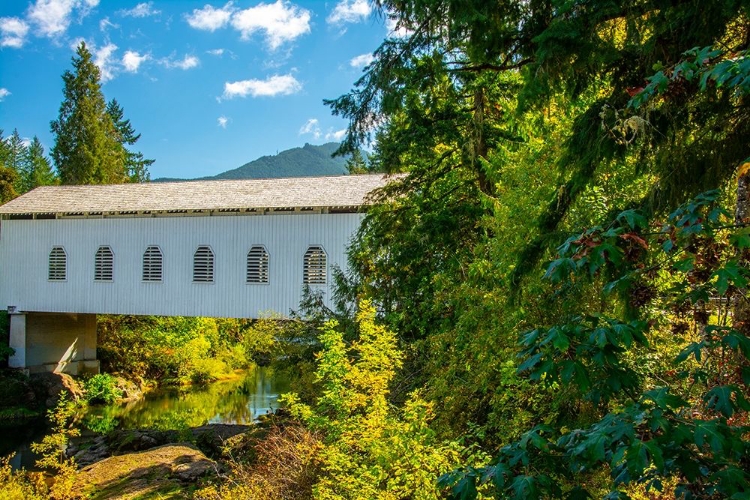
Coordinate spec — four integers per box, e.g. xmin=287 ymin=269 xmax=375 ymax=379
xmin=8 ymin=312 xmax=99 ymax=375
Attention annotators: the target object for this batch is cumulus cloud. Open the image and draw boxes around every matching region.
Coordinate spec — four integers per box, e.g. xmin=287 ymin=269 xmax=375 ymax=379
xmin=0 ymin=88 xmax=10 ymax=101
xmin=0 ymin=17 xmax=29 ymax=48
xmin=217 ymin=116 xmax=229 ymax=128
xmin=118 ymin=2 xmax=160 ymax=18
xmin=222 ymin=74 xmax=301 ymax=99
xmin=161 ymin=54 xmax=200 ymax=70
xmin=206 ymin=48 xmax=224 ymax=56
xmin=27 ymin=0 xmax=99 ymax=38
xmin=122 ymin=50 xmax=149 ymax=72
xmin=186 ymin=2 xmax=234 ymax=31
xmin=350 ymin=53 xmax=374 ymax=68
xmin=230 ymin=0 xmax=310 ymax=50
xmin=327 ymin=0 xmax=371 ymax=25
xmin=93 ymin=42 xmax=118 ymax=82
xmin=326 ymin=128 xmax=346 ymax=141
xmin=299 ymin=118 xmax=321 ymax=139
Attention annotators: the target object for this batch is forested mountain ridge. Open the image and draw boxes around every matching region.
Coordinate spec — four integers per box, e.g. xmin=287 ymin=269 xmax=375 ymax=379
xmin=154 ymin=142 xmax=349 ymax=182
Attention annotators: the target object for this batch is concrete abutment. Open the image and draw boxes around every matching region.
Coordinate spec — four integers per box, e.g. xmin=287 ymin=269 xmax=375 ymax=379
xmin=8 ymin=312 xmax=99 ymax=375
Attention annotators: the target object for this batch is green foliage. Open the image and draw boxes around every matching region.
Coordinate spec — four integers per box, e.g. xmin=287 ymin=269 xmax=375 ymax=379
xmin=83 ymin=373 xmax=123 ymax=405
xmin=442 ymin=195 xmax=750 ymax=498
xmin=30 ymin=394 xmax=82 ymax=499
xmin=50 ymin=42 xmax=128 ymax=185
xmin=284 ymin=300 xmax=462 ymax=498
xmin=106 ymin=99 xmax=153 ymax=183
xmin=97 ymin=315 xmax=255 ymax=385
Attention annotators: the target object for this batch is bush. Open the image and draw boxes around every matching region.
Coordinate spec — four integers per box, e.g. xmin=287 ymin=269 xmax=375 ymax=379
xmin=83 ymin=374 xmax=122 ymax=405
xmin=195 ymin=424 xmax=322 ymax=500
xmin=284 ymin=300 xmax=463 ymax=499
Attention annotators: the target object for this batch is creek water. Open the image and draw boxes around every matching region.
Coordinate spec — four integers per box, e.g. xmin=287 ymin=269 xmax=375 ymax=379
xmin=3 ymin=366 xmax=290 ymax=470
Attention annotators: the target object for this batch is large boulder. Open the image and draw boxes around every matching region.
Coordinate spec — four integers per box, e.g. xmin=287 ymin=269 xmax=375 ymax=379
xmin=75 ymin=443 xmax=216 ymax=499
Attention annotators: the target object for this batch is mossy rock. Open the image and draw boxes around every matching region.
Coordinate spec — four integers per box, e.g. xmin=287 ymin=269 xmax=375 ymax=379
xmin=76 ymin=443 xmax=216 ymax=499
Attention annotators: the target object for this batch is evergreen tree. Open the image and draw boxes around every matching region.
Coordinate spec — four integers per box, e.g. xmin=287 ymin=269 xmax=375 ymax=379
xmin=19 ymin=137 xmax=57 ymax=193
xmin=5 ymin=129 xmax=26 ymax=172
xmin=50 ymin=42 xmax=127 ymax=185
xmin=0 ymin=130 xmax=18 ymax=203
xmin=106 ymin=99 xmax=152 ymax=182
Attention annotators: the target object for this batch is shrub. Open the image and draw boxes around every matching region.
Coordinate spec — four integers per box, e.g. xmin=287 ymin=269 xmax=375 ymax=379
xmin=284 ymin=300 xmax=463 ymax=499
xmin=83 ymin=373 xmax=122 ymax=405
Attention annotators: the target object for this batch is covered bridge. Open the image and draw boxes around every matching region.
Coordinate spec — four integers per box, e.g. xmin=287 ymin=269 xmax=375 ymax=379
xmin=0 ymin=174 xmax=391 ymax=374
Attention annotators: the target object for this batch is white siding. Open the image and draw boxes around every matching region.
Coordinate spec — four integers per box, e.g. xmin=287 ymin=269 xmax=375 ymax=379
xmin=0 ymin=214 xmax=362 ymax=318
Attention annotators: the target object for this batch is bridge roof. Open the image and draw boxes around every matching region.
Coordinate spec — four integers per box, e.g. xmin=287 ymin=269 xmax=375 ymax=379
xmin=0 ymin=174 xmax=394 ymax=217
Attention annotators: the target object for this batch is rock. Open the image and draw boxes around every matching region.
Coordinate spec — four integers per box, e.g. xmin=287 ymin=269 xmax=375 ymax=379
xmin=76 ymin=444 xmax=216 ymax=499
xmin=29 ymin=372 xmax=84 ymax=407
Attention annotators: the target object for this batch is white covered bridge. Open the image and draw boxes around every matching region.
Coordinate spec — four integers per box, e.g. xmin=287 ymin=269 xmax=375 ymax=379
xmin=0 ymin=174 xmax=390 ymax=374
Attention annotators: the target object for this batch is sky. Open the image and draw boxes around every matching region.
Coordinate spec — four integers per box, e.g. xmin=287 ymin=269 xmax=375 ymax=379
xmin=0 ymin=0 xmax=400 ymax=179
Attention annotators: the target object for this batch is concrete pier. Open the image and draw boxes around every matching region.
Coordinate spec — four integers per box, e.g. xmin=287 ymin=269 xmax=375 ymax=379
xmin=8 ymin=312 xmax=99 ymax=375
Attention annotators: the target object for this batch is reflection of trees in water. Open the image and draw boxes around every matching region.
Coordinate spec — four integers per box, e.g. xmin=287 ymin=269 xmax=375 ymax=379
xmin=85 ymin=367 xmax=291 ymax=431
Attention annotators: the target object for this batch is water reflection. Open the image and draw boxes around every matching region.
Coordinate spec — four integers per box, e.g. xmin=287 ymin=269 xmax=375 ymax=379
xmin=85 ymin=366 xmax=290 ymax=432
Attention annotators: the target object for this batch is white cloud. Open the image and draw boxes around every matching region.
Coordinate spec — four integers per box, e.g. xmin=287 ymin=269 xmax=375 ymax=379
xmin=0 ymin=88 xmax=10 ymax=101
xmin=350 ymin=53 xmax=374 ymax=68
xmin=386 ymin=16 xmax=412 ymax=38
xmin=186 ymin=2 xmax=234 ymax=31
xmin=207 ymin=48 xmax=224 ymax=56
xmin=217 ymin=116 xmax=229 ymax=128
xmin=230 ymin=0 xmax=310 ymax=50
xmin=222 ymin=74 xmax=301 ymax=99
xmin=0 ymin=17 xmax=29 ymax=48
xmin=122 ymin=50 xmax=149 ymax=72
xmin=327 ymin=0 xmax=371 ymax=25
xmin=161 ymin=54 xmax=200 ymax=70
xmin=99 ymin=17 xmax=119 ymax=32
xmin=27 ymin=0 xmax=96 ymax=38
xmin=93 ymin=42 xmax=118 ymax=82
xmin=299 ymin=118 xmax=321 ymax=139
xmin=326 ymin=128 xmax=346 ymax=141
xmin=118 ymin=2 xmax=160 ymax=18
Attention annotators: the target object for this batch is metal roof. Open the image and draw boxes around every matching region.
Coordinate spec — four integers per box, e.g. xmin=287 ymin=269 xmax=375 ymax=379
xmin=0 ymin=174 xmax=394 ymax=216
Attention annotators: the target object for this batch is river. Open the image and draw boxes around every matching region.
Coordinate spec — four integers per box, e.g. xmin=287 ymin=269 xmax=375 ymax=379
xmin=3 ymin=366 xmax=290 ymax=470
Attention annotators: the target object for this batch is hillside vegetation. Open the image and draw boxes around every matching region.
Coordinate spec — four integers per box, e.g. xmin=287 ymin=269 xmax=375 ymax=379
xmin=154 ymin=143 xmax=349 ymax=182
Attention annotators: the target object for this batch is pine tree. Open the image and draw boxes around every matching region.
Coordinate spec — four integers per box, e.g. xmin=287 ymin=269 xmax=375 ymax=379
xmin=19 ymin=137 xmax=57 ymax=193
xmin=106 ymin=99 xmax=153 ymax=182
xmin=50 ymin=42 xmax=127 ymax=185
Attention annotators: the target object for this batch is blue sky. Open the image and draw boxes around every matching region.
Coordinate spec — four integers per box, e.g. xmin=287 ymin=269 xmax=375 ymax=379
xmin=0 ymin=1 xmax=398 ymax=179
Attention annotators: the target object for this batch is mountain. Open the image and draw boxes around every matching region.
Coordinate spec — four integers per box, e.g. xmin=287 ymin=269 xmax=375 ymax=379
xmin=154 ymin=143 xmax=349 ymax=182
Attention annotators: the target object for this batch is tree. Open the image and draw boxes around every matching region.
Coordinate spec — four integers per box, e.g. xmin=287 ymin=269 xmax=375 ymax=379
xmin=19 ymin=137 xmax=57 ymax=192
xmin=106 ymin=99 xmax=152 ymax=183
xmin=50 ymin=42 xmax=127 ymax=185
xmin=0 ymin=130 xmax=19 ymax=203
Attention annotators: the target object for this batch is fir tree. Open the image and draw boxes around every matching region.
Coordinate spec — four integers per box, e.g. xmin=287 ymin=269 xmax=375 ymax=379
xmin=50 ymin=42 xmax=127 ymax=185
xmin=19 ymin=137 xmax=57 ymax=193
xmin=106 ymin=99 xmax=153 ymax=183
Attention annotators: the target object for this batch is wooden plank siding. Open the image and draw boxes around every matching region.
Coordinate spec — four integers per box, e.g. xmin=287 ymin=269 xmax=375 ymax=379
xmin=0 ymin=213 xmax=363 ymax=318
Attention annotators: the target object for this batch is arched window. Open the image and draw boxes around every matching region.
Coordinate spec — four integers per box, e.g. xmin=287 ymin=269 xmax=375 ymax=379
xmin=48 ymin=246 xmax=67 ymax=281
xmin=246 ymin=245 xmax=270 ymax=284
xmin=303 ymin=245 xmax=327 ymax=285
xmin=142 ymin=246 xmax=163 ymax=282
xmin=193 ymin=246 xmax=214 ymax=283
xmin=94 ymin=246 xmax=114 ymax=281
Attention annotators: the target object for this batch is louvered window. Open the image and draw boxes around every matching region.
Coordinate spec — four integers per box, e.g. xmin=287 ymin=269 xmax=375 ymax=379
xmin=142 ymin=246 xmax=163 ymax=282
xmin=48 ymin=246 xmax=67 ymax=281
xmin=94 ymin=246 xmax=114 ymax=281
xmin=303 ymin=245 xmax=327 ymax=285
xmin=246 ymin=246 xmax=270 ymax=284
xmin=193 ymin=246 xmax=214 ymax=283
